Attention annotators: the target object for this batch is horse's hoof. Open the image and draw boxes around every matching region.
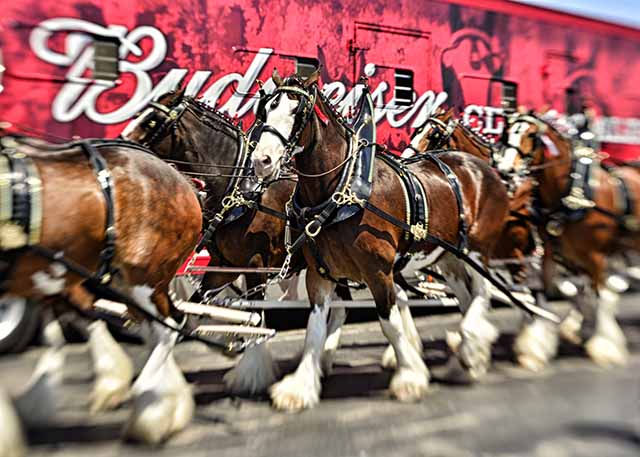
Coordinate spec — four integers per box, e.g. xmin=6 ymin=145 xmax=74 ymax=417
xmin=459 ymin=333 xmax=493 ymax=380
xmin=585 ymin=335 xmax=629 ymax=367
xmin=321 ymin=350 xmax=337 ymax=377
xmin=513 ymin=319 xmax=558 ymax=372
xmin=89 ymin=322 xmax=134 ymax=412
xmin=269 ymin=373 xmax=320 ymax=413
xmin=389 ymin=368 xmax=429 ymax=402
xmin=443 ymin=357 xmax=475 ymax=384
xmin=91 ymin=376 xmax=132 ymax=414
xmin=559 ymin=309 xmax=583 ymax=345
xmin=381 ymin=345 xmax=397 ymax=370
xmin=124 ymin=354 xmax=194 ymax=445
xmin=124 ymin=388 xmax=195 ymax=445
xmin=224 ymin=343 xmax=279 ymax=397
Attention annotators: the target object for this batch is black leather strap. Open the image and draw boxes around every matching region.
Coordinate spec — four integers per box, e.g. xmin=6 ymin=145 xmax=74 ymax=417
xmin=80 ymin=141 xmax=117 ymax=283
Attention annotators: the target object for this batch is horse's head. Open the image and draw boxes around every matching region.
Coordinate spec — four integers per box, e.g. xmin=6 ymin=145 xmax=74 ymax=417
xmin=251 ymin=68 xmax=319 ymax=180
xmin=496 ymin=114 xmax=549 ymax=174
xmin=403 ymin=107 xmax=457 ymax=157
xmin=120 ymin=87 xmax=188 ymax=152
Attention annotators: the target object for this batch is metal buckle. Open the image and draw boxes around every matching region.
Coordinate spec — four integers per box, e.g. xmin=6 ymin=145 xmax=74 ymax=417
xmin=305 ymin=219 xmax=322 ymax=238
xmin=410 ymin=222 xmax=428 ymax=241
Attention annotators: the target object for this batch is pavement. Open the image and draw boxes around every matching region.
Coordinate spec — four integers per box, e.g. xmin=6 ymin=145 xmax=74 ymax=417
xmin=1 ymin=297 xmax=639 ymax=457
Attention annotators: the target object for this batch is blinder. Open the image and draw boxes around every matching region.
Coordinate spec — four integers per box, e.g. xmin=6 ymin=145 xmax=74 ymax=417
xmin=411 ymin=116 xmax=457 ymax=151
xmin=250 ymin=82 xmax=317 ymax=164
xmin=140 ymin=100 xmax=189 ymax=147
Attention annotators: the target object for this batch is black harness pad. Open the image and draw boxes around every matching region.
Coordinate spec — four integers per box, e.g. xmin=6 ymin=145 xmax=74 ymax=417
xmin=289 ymin=86 xmax=377 ymax=230
xmin=378 ymin=152 xmax=428 ymax=241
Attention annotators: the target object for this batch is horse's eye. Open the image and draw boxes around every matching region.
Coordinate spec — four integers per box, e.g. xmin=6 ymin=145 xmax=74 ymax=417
xmin=270 ymin=98 xmax=280 ymax=110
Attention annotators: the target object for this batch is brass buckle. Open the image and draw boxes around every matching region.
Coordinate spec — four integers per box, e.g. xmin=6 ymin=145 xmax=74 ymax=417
xmin=305 ymin=219 xmax=322 ymax=238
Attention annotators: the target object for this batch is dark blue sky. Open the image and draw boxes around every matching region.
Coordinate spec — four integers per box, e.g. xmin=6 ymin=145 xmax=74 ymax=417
xmin=515 ymin=0 xmax=640 ymax=28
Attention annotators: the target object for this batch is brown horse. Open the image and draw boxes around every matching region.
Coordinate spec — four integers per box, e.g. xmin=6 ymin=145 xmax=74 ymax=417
xmin=0 ymin=135 xmax=202 ymax=444
xmin=498 ymin=112 xmax=635 ymax=366
xmin=406 ymin=109 xmax=558 ymax=370
xmin=250 ymin=70 xmax=514 ymax=411
xmin=121 ymin=89 xmax=352 ymax=397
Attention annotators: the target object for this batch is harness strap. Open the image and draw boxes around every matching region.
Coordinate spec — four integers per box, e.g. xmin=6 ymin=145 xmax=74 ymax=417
xmin=404 ymin=153 xmax=468 ymax=251
xmin=0 ymin=149 xmax=43 ymax=250
xmin=80 ymin=141 xmax=117 ymax=284
xmin=360 ymin=201 xmax=559 ymax=323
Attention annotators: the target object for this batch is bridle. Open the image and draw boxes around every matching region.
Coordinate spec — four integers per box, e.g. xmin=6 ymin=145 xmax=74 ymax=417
xmin=249 ymin=79 xmax=318 ymax=168
xmin=138 ymin=100 xmax=189 ymax=148
xmin=406 ymin=116 xmax=457 ymax=154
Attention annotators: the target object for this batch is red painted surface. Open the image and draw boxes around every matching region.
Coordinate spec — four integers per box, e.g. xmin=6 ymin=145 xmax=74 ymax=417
xmin=176 ymin=250 xmax=210 ymax=276
xmin=0 ymin=0 xmax=639 ymax=155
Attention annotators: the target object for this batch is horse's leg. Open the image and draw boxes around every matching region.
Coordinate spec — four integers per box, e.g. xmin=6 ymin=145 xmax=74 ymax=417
xmin=270 ymin=268 xmax=334 ymax=412
xmin=582 ymin=255 xmax=629 ymax=367
xmin=381 ymin=283 xmax=423 ymax=370
xmin=437 ymin=253 xmax=498 ymax=382
xmin=513 ymin=291 xmax=559 ymax=371
xmin=320 ymin=283 xmax=350 ymax=375
xmin=123 ymin=288 xmax=194 ymax=445
xmin=88 ymin=319 xmax=134 ymax=413
xmin=370 ymin=272 xmax=429 ymax=402
xmin=513 ymin=250 xmax=559 ymax=371
xmin=224 ymin=274 xmax=279 ymax=396
xmin=0 ymin=386 xmax=27 ymax=457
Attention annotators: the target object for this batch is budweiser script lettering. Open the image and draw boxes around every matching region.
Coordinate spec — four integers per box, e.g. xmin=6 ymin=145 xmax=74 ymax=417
xmin=30 ymin=17 xmax=449 ymax=127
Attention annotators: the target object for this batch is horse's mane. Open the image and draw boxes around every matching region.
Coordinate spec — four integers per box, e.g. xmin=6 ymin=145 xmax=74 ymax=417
xmin=515 ymin=112 xmax=570 ymax=144
xmin=457 ymin=120 xmax=496 ymax=150
xmin=186 ymin=97 xmax=243 ymax=141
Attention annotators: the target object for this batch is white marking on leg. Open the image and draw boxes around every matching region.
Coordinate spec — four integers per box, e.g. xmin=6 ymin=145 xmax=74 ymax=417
xmin=88 ymin=320 xmax=134 ymax=412
xmin=124 ymin=320 xmax=194 ymax=444
xmin=321 ymin=307 xmax=347 ymax=375
xmin=224 ymin=342 xmax=279 ymax=396
xmin=448 ymin=266 xmax=498 ymax=382
xmin=270 ymin=302 xmax=329 ymax=412
xmin=514 ymin=316 xmax=559 ymax=371
xmin=382 ymin=284 xmax=423 ymax=370
xmin=586 ymin=288 xmax=629 ymax=366
xmin=380 ymin=305 xmax=429 ymax=402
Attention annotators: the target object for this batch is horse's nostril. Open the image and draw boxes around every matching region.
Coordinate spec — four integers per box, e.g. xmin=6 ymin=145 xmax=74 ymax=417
xmin=261 ymin=155 xmax=272 ymax=166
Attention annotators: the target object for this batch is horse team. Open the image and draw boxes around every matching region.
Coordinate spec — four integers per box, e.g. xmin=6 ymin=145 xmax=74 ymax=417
xmin=0 ymin=68 xmax=637 ymax=453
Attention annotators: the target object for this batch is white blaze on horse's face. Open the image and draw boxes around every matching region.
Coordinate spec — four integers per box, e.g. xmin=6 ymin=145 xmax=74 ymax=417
xmin=252 ymin=94 xmax=300 ymax=179
xmin=120 ymin=108 xmax=153 ymax=139
xmin=402 ymin=123 xmax=433 ymax=158
xmin=498 ymin=122 xmax=530 ymax=173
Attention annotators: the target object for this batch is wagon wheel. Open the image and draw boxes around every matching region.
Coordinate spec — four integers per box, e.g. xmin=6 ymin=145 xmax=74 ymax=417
xmin=0 ymin=296 xmax=41 ymax=354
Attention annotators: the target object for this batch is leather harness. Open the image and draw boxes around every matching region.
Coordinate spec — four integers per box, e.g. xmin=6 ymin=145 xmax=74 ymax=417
xmin=249 ymin=81 xmax=556 ymax=322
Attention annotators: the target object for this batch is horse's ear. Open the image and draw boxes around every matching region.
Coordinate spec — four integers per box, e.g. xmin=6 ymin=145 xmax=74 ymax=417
xmin=444 ymin=107 xmax=456 ymax=119
xmin=272 ymin=68 xmax=283 ymax=87
xmin=175 ymin=85 xmax=186 ymax=101
xmin=304 ymin=69 xmax=321 ymax=88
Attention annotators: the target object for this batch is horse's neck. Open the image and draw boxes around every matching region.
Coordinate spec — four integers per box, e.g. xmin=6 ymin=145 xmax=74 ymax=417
xmin=180 ymin=116 xmax=243 ymax=206
xmin=451 ymin=128 xmax=490 ymax=162
xmin=296 ymin=116 xmax=349 ymax=206
xmin=536 ymin=131 xmax=573 ymax=208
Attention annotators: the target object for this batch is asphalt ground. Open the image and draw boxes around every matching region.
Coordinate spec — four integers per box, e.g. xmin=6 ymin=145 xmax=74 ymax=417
xmin=1 ymin=297 xmax=639 ymax=457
